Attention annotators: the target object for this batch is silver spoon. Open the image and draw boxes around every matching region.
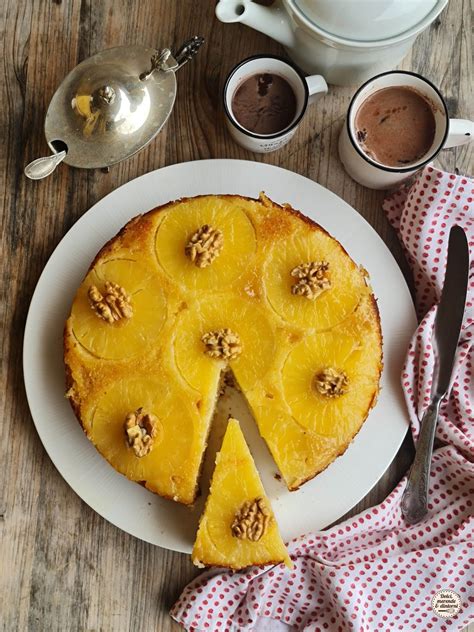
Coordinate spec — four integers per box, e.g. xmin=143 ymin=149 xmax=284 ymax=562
xmin=24 ymin=150 xmax=67 ymax=180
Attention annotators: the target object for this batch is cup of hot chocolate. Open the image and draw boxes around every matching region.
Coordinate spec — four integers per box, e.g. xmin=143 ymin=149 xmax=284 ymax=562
xmin=339 ymin=70 xmax=474 ymax=190
xmin=223 ymin=55 xmax=328 ymax=153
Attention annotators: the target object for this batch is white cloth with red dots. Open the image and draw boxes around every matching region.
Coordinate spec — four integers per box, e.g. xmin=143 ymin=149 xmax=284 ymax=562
xmin=171 ymin=166 xmax=474 ymax=632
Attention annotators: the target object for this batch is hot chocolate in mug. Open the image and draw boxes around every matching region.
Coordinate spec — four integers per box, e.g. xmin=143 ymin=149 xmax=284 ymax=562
xmin=339 ymin=70 xmax=474 ymax=190
xmin=223 ymin=55 xmax=327 ymax=153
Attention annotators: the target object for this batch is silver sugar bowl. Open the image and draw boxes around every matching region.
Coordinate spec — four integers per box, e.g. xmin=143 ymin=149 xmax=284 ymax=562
xmin=25 ymin=36 xmax=204 ymax=179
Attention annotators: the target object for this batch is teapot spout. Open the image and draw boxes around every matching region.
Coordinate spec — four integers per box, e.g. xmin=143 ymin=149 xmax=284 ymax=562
xmin=215 ymin=0 xmax=295 ymax=48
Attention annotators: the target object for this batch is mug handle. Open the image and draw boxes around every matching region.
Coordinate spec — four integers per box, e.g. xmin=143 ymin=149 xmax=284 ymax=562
xmin=444 ymin=119 xmax=474 ymax=149
xmin=305 ymin=75 xmax=328 ymax=105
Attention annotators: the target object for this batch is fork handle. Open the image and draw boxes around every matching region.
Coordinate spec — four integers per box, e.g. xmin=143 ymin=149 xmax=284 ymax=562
xmin=401 ymin=397 xmax=442 ymax=525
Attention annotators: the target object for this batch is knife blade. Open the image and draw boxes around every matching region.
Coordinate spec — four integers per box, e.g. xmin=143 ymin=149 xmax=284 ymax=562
xmin=401 ymin=224 xmax=470 ymax=525
xmin=432 ymin=224 xmax=470 ymax=397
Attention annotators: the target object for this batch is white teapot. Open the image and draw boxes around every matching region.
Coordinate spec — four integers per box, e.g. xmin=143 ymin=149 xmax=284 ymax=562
xmin=216 ymin=0 xmax=448 ymax=86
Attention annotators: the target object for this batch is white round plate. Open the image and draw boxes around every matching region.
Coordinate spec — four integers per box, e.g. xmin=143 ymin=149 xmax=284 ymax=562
xmin=23 ymin=159 xmax=416 ymax=553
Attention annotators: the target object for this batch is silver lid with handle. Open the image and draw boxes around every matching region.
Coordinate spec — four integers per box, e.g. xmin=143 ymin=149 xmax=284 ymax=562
xmin=25 ymin=36 xmax=204 ymax=179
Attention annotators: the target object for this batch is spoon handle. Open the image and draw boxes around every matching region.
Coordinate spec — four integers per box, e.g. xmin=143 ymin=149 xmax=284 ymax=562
xmin=401 ymin=397 xmax=441 ymax=525
xmin=24 ymin=150 xmax=67 ymax=180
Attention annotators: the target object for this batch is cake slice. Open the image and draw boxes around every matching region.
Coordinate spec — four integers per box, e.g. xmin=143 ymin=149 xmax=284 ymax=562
xmin=192 ymin=418 xmax=292 ymax=569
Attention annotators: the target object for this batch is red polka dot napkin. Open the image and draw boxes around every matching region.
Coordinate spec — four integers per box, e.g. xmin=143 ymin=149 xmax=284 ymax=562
xmin=385 ymin=166 xmax=473 ymax=459
xmin=171 ymin=166 xmax=474 ymax=632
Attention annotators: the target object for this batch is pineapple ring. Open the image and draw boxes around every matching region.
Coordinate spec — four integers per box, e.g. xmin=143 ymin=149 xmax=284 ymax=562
xmin=89 ymin=376 xmax=203 ymax=504
xmin=174 ymin=296 xmax=276 ymax=393
xmin=155 ymin=197 xmax=256 ymax=291
xmin=282 ymin=320 xmax=381 ymax=439
xmin=71 ymin=259 xmax=167 ymax=360
xmin=263 ymin=229 xmax=368 ymax=330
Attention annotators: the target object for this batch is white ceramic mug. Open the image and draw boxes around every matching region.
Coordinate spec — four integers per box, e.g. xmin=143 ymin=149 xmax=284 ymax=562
xmin=338 ymin=70 xmax=474 ymax=190
xmin=223 ymin=55 xmax=328 ymax=153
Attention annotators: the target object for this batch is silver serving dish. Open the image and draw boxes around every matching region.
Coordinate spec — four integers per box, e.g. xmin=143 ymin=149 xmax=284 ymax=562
xmin=25 ymin=37 xmax=204 ymax=179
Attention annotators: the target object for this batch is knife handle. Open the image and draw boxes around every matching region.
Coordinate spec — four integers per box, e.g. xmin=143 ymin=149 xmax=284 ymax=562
xmin=400 ymin=397 xmax=442 ymax=525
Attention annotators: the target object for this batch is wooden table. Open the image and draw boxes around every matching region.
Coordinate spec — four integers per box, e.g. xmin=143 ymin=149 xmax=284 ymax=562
xmin=2 ymin=1 xmax=472 ymax=630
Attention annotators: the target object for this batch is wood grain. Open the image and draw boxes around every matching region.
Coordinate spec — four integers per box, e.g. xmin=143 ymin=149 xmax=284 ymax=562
xmin=1 ymin=1 xmax=472 ymax=630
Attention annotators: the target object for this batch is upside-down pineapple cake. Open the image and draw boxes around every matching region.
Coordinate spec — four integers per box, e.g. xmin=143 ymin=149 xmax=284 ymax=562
xmin=64 ymin=193 xmax=382 ymax=517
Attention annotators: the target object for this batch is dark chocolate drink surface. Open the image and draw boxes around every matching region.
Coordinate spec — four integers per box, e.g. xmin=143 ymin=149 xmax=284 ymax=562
xmin=231 ymin=73 xmax=297 ymax=136
xmin=355 ymin=86 xmax=436 ymax=167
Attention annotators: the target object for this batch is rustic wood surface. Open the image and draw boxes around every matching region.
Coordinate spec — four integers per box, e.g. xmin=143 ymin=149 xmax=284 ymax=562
xmin=1 ymin=1 xmax=472 ymax=630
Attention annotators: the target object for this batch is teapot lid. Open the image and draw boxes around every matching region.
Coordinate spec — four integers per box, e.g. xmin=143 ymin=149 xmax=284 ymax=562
xmin=290 ymin=0 xmax=446 ymax=43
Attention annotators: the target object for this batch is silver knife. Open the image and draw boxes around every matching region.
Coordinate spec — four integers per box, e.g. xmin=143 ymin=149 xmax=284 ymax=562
xmin=401 ymin=225 xmax=470 ymax=525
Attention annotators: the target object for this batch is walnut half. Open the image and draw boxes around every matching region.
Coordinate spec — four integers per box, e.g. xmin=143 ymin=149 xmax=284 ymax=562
xmin=231 ymin=497 xmax=271 ymax=542
xmin=290 ymin=261 xmax=331 ymax=300
xmin=185 ymin=224 xmax=224 ymax=268
xmin=124 ymin=407 xmax=159 ymax=457
xmin=201 ymin=328 xmax=242 ymax=361
xmin=314 ymin=367 xmax=349 ymax=398
xmin=88 ymin=281 xmax=133 ymax=324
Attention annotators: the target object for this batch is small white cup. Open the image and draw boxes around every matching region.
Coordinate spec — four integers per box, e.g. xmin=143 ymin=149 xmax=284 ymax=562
xmin=223 ymin=55 xmax=328 ymax=153
xmin=339 ymin=70 xmax=474 ymax=190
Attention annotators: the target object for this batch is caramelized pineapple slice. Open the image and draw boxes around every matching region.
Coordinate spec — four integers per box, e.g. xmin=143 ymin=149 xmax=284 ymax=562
xmin=71 ymin=259 xmax=167 ymax=360
xmin=174 ymin=296 xmax=276 ymax=393
xmin=282 ymin=297 xmax=382 ymax=439
xmin=155 ymin=196 xmax=256 ymax=291
xmin=263 ymin=229 xmax=368 ymax=330
xmin=192 ymin=418 xmax=292 ymax=569
xmin=87 ymin=376 xmax=206 ymax=504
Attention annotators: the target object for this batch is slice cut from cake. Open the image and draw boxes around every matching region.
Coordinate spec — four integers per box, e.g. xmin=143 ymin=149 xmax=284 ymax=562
xmin=192 ymin=418 xmax=292 ymax=570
